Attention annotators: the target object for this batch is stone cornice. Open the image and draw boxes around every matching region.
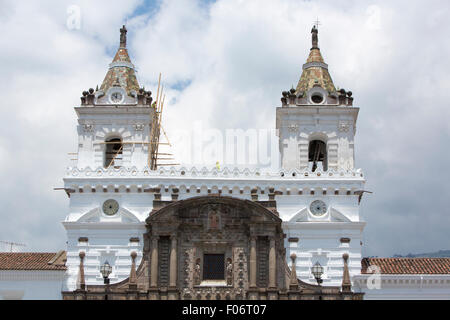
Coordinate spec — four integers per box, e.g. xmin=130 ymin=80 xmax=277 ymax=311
xmin=283 ymin=221 xmax=366 ymax=231
xmin=63 ymin=221 xmax=146 ymax=230
xmin=353 ymin=274 xmax=450 ymax=288
xmin=75 ymin=106 xmax=153 ymax=116
xmin=0 ymin=270 xmax=66 ymax=281
xmin=303 ymin=61 xmax=328 ymax=70
xmin=65 ymin=166 xmax=365 ymax=181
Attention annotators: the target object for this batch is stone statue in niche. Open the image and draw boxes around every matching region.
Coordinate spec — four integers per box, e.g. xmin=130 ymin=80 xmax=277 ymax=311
xmin=226 ymin=258 xmax=233 ymax=285
xmin=208 ymin=205 xmax=221 ymax=230
xmin=194 ymin=258 xmax=201 ymax=285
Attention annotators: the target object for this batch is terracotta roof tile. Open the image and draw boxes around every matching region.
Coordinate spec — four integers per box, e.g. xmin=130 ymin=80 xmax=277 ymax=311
xmin=0 ymin=251 xmax=66 ymax=271
xmin=361 ymin=257 xmax=450 ymax=274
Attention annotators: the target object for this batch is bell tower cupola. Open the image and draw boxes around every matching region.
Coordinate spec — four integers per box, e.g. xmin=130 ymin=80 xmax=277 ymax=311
xmin=294 ymin=25 xmax=337 ymax=102
xmin=74 ymin=25 xmax=155 ymax=170
xmin=276 ymin=25 xmax=359 ymax=172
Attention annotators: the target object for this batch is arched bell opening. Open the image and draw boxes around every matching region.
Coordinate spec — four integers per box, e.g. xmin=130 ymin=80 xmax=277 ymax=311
xmin=104 ymin=137 xmax=123 ymax=168
xmin=308 ymin=140 xmax=328 ymax=172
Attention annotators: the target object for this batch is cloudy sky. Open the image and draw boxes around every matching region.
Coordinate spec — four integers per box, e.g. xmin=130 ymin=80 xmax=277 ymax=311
xmin=0 ymin=0 xmax=449 ymax=257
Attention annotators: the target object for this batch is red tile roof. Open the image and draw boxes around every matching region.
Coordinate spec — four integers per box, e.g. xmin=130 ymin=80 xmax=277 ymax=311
xmin=0 ymin=251 xmax=66 ymax=271
xmin=362 ymin=258 xmax=450 ymax=274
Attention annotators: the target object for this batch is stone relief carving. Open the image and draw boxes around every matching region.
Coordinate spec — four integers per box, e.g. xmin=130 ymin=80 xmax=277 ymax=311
xmin=288 ymin=124 xmax=299 ymax=132
xmin=194 ymin=258 xmax=201 ymax=286
xmin=206 ymin=205 xmax=221 ymax=230
xmin=83 ymin=124 xmax=94 ymax=132
xmin=338 ymin=121 xmax=351 ymax=132
xmin=226 ymin=258 xmax=233 ymax=285
xmin=183 ymin=248 xmax=191 ymax=288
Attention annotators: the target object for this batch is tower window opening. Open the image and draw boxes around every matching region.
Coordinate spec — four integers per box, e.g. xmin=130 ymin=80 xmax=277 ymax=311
xmin=311 ymin=94 xmax=324 ymax=104
xmin=308 ymin=140 xmax=327 ymax=172
xmin=104 ymin=137 xmax=123 ymax=168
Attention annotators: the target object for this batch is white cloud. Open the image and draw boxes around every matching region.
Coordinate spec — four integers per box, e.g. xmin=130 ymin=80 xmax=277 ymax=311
xmin=0 ymin=0 xmax=449 ymax=257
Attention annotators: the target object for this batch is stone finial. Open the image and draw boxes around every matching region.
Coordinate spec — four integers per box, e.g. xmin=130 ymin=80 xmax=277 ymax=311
xmin=77 ymin=251 xmax=86 ymax=291
xmin=129 ymin=251 xmax=137 ymax=290
xmin=120 ymin=25 xmax=127 ymax=48
xmin=311 ymin=25 xmax=319 ymax=49
xmin=289 ymin=253 xmax=299 ymax=289
xmin=171 ymin=188 xmax=179 ymax=201
xmin=341 ymin=253 xmax=352 ymax=293
xmin=250 ymin=188 xmax=258 ymax=201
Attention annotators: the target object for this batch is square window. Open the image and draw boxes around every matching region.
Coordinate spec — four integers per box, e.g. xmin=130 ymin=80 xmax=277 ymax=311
xmin=203 ymin=254 xmax=225 ymax=280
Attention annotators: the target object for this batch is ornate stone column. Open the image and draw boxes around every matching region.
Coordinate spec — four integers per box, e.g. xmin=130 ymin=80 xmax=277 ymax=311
xmin=267 ymin=237 xmax=279 ymax=300
xmin=168 ymin=236 xmax=179 ymax=300
xmin=248 ymin=236 xmax=258 ymax=300
xmin=249 ymin=236 xmax=257 ymax=288
xmin=150 ymin=236 xmax=159 ymax=288
xmin=128 ymin=251 xmax=137 ymax=291
xmin=269 ymin=237 xmax=276 ymax=288
xmin=288 ymin=253 xmax=300 ymax=300
xmin=169 ymin=236 xmax=177 ymax=287
xmin=77 ymin=251 xmax=85 ymax=291
xmin=341 ymin=253 xmax=352 ymax=294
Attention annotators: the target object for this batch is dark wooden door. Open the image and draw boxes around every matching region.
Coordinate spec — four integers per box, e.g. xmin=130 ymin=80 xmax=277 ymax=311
xmin=203 ymin=254 xmax=225 ymax=280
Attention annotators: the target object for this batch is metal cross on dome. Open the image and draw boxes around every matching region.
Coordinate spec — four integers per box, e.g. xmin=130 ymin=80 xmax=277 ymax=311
xmin=313 ymin=17 xmax=321 ymax=30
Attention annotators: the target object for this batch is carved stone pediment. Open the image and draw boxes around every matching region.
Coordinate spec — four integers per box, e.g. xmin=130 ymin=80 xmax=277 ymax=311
xmin=63 ymin=196 xmax=362 ymax=300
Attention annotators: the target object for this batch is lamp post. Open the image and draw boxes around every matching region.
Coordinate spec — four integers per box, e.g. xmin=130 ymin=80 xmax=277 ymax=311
xmin=100 ymin=261 xmax=112 ymax=300
xmin=311 ymin=262 xmax=324 ymax=285
xmin=100 ymin=260 xmax=112 ymax=284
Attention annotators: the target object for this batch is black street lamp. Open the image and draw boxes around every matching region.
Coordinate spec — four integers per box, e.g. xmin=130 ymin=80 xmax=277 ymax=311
xmin=100 ymin=261 xmax=112 ymax=300
xmin=311 ymin=262 xmax=324 ymax=285
xmin=100 ymin=260 xmax=112 ymax=285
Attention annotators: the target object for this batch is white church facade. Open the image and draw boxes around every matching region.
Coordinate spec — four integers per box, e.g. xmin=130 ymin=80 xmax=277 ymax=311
xmin=1 ymin=25 xmax=449 ymax=300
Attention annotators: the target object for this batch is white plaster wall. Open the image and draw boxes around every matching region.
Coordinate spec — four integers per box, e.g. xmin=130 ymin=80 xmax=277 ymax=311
xmin=62 ymin=166 xmax=366 ymax=290
xmin=284 ymin=221 xmax=364 ymax=286
xmin=75 ymin=106 xmax=153 ymax=170
xmin=276 ymin=106 xmax=358 ymax=171
xmin=64 ymin=223 xmax=145 ymax=291
xmin=353 ymin=275 xmax=450 ymax=300
xmin=0 ymin=271 xmax=65 ymax=300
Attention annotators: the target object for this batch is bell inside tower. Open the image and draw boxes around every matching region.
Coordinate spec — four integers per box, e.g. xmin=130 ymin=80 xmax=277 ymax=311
xmin=104 ymin=137 xmax=123 ymax=168
xmin=308 ymin=140 xmax=328 ymax=172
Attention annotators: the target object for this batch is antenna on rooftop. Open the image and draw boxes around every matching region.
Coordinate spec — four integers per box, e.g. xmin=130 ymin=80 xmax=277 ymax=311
xmin=0 ymin=240 xmax=27 ymax=252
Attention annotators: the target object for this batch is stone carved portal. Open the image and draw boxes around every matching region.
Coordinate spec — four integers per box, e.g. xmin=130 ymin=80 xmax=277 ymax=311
xmin=62 ymin=195 xmax=363 ymax=300
xmin=76 ymin=196 xmax=287 ymax=299
xmin=147 ymin=196 xmax=285 ymax=299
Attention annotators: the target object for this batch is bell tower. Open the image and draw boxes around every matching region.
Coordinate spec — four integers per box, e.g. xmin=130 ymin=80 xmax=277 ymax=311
xmin=76 ymin=25 xmax=154 ymax=170
xmin=277 ymin=26 xmax=366 ymax=286
xmin=63 ymin=26 xmax=154 ymax=291
xmin=276 ymin=25 xmax=358 ymax=172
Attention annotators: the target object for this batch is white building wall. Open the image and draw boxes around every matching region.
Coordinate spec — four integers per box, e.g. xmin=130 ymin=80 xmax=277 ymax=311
xmin=62 ymin=165 xmax=365 ymax=289
xmin=353 ymin=274 xmax=450 ymax=300
xmin=63 ymin=223 xmax=145 ymax=291
xmin=276 ymin=106 xmax=358 ymax=171
xmin=0 ymin=271 xmax=65 ymax=300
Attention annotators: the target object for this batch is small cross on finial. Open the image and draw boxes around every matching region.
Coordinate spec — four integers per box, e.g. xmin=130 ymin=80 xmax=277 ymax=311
xmin=314 ymin=17 xmax=321 ymax=30
xmin=311 ymin=18 xmax=320 ymax=49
